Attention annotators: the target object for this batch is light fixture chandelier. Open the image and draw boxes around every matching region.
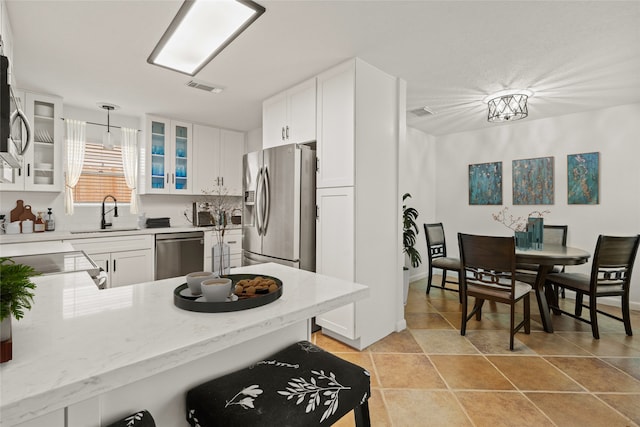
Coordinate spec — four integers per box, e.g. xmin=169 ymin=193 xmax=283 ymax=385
xmin=483 ymin=89 xmax=533 ymax=123
xmin=99 ymin=103 xmax=119 ymax=150
xmin=148 ymin=0 xmax=266 ymax=76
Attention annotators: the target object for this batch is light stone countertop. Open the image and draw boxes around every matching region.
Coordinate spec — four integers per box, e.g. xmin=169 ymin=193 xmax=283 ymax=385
xmin=0 ymin=263 xmax=369 ymax=426
xmin=0 ymin=224 xmax=242 ymax=245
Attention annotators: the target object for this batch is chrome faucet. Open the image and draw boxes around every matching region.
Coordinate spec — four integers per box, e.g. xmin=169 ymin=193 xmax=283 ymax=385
xmin=101 ymin=195 xmax=119 ymax=229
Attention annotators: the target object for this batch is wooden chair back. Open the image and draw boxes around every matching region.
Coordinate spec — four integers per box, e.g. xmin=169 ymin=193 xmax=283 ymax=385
xmin=590 ymin=235 xmax=640 ymax=294
xmin=543 ymin=225 xmax=568 ymax=246
xmin=458 ymin=234 xmax=517 ymax=298
xmin=424 ymin=223 xmax=448 ymax=260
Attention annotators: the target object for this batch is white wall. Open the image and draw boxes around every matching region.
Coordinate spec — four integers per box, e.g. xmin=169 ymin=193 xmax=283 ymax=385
xmin=400 ymin=127 xmax=436 ymax=280
xmin=417 ymin=103 xmax=640 ymax=309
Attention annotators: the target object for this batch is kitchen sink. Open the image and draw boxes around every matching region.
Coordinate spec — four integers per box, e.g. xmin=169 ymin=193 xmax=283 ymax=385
xmin=69 ymin=228 xmax=139 ymax=234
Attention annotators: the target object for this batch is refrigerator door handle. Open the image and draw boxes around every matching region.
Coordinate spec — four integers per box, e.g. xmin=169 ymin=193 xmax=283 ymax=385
xmin=263 ymin=165 xmax=271 ymax=235
xmin=256 ymin=167 xmax=264 ymax=236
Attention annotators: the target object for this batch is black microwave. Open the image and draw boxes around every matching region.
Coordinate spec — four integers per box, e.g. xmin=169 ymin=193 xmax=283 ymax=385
xmin=0 ymin=55 xmax=9 ymax=155
xmin=1 ymin=54 xmax=28 ymax=168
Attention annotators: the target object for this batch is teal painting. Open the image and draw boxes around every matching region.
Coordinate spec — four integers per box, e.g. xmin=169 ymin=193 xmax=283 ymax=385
xmin=512 ymin=157 xmax=554 ymax=205
xmin=469 ymin=162 xmax=502 ymax=205
xmin=568 ymin=152 xmax=599 ymax=204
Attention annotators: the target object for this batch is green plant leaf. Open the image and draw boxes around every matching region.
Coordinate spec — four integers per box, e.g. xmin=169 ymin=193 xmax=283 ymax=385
xmin=0 ymin=257 xmax=39 ymax=321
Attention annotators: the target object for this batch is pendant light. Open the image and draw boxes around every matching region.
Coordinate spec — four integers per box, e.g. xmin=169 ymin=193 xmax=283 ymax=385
xmin=99 ymin=103 xmax=119 ymax=149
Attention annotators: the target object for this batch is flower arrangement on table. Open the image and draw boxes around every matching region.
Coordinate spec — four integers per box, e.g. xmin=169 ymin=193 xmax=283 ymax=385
xmin=492 ymin=207 xmax=550 ymax=232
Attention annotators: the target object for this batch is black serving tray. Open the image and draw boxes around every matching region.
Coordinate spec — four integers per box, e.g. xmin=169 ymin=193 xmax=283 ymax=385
xmin=173 ymin=274 xmax=283 ymax=313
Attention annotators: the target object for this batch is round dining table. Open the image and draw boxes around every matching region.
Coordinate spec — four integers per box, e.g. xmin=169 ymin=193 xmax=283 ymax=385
xmin=516 ymin=244 xmax=591 ymax=332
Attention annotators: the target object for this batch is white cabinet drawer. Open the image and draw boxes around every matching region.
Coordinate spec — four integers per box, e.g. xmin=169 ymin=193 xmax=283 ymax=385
xmin=66 ymin=234 xmax=154 ymax=253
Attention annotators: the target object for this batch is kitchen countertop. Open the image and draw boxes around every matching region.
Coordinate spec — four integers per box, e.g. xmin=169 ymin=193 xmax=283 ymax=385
xmin=0 ymin=262 xmax=369 ymax=426
xmin=0 ymin=224 xmax=242 ymax=244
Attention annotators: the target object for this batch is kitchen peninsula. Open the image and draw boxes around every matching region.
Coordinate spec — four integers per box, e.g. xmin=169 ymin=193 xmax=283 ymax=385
xmin=0 ymin=258 xmax=368 ymax=426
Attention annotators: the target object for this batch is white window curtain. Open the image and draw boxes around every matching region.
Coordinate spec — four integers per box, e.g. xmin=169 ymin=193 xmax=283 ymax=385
xmin=64 ymin=119 xmax=86 ymax=215
xmin=121 ymin=127 xmax=140 ymax=214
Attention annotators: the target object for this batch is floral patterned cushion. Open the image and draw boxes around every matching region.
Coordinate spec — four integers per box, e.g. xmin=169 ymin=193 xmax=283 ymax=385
xmin=105 ymin=410 xmax=155 ymax=427
xmin=186 ymin=341 xmax=371 ymax=427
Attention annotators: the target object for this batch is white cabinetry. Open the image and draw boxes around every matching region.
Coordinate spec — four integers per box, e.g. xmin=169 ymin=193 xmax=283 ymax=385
xmin=204 ymin=228 xmax=242 ymax=271
xmin=0 ymin=91 xmax=63 ymax=192
xmin=316 ymin=187 xmax=355 ymax=338
xmin=315 ymin=59 xmax=403 ymax=349
xmin=144 ymin=116 xmax=193 ymax=194
xmin=67 ymin=235 xmax=154 ymax=287
xmin=193 ymin=125 xmax=244 ymax=196
xmin=262 ymin=78 xmax=316 ymax=148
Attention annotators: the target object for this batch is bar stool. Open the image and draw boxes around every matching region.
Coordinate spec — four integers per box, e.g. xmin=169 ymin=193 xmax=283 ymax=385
xmin=186 ymin=340 xmax=371 ymax=427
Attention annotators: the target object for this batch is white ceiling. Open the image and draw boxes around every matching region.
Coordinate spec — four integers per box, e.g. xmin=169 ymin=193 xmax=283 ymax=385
xmin=5 ymin=0 xmax=640 ymax=136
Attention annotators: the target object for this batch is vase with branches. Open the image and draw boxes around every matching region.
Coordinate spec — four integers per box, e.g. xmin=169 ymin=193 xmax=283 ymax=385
xmin=1 ymin=257 xmax=39 ymax=363
xmin=192 ymin=184 xmax=235 ymax=275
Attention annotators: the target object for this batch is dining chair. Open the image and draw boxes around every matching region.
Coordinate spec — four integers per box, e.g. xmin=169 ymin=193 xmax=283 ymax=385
xmin=545 ymin=234 xmax=640 ymax=339
xmin=424 ymin=223 xmax=462 ymax=299
xmin=516 ymin=225 xmax=569 ymax=296
xmin=458 ymin=233 xmax=531 ymax=350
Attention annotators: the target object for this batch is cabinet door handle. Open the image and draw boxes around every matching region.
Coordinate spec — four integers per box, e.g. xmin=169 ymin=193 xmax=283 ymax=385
xmin=105 ymin=261 xmax=109 ymax=273
xmin=316 ymin=205 xmax=319 ymax=219
xmin=285 ymin=126 xmax=289 ymax=139
xmin=281 ymin=127 xmax=285 ymax=140
xmin=172 ymin=173 xmax=175 ymax=184
xmin=221 ymin=176 xmax=224 ymax=186
xmin=166 ymin=173 xmax=169 ymax=184
xmin=228 ymin=240 xmax=237 ymax=244
xmin=113 ymin=259 xmax=116 ymax=272
xmin=27 ymin=163 xmax=31 ymax=177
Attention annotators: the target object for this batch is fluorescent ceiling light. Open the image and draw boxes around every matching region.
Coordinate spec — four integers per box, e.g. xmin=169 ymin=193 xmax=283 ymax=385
xmin=148 ymin=0 xmax=265 ymax=76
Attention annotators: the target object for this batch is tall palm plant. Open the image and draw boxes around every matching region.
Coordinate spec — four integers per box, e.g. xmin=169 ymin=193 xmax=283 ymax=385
xmin=402 ymin=193 xmax=422 ymax=268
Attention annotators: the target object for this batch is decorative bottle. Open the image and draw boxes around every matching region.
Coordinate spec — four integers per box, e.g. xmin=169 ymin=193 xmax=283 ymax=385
xmin=34 ymin=212 xmax=46 ymax=233
xmin=45 ymin=208 xmax=55 ymax=231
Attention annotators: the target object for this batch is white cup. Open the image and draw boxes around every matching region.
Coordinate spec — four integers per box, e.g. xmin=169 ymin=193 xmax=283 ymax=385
xmin=201 ymin=278 xmax=233 ymax=302
xmin=6 ymin=221 xmax=20 ymax=235
xmin=186 ymin=271 xmax=216 ymax=296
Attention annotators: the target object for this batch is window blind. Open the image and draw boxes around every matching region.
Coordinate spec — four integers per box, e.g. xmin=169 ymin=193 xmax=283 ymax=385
xmin=74 ymin=142 xmax=131 ymax=203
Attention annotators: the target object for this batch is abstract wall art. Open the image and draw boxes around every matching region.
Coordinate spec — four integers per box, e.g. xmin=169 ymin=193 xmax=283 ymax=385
xmin=512 ymin=156 xmax=554 ymax=205
xmin=567 ymin=152 xmax=599 ymax=204
xmin=468 ymin=161 xmax=503 ymax=205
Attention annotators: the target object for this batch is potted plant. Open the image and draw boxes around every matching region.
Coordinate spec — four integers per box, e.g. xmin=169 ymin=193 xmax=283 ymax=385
xmin=1 ymin=257 xmax=39 ymax=363
xmin=402 ymin=193 xmax=422 ymax=304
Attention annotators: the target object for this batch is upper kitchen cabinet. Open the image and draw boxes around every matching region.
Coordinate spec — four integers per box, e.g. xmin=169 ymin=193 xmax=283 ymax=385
xmin=315 ymin=62 xmax=355 ymax=188
xmin=262 ymin=77 xmax=316 ymax=149
xmin=143 ymin=116 xmax=193 ymax=194
xmin=193 ymin=125 xmax=244 ymax=196
xmin=0 ymin=91 xmax=63 ymax=192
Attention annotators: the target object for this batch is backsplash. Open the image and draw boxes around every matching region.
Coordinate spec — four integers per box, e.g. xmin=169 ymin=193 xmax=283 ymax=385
xmin=0 ymin=192 xmax=242 ymax=231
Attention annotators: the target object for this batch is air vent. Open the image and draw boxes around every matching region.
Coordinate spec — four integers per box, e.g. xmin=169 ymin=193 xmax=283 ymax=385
xmin=186 ymin=80 xmax=224 ymax=93
xmin=409 ymin=106 xmax=436 ymax=117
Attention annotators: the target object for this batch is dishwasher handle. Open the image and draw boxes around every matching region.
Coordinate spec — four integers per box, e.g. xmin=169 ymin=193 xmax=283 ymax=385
xmin=155 ymin=231 xmax=204 ymax=241
xmin=156 ymin=237 xmax=203 ymax=245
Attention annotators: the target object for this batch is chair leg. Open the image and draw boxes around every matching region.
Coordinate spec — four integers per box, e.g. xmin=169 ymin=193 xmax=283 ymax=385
xmin=473 ymin=298 xmax=484 ymax=321
xmin=440 ymin=269 xmax=448 ymax=288
xmin=590 ymin=297 xmax=600 ymax=340
xmin=510 ymin=303 xmax=515 ymax=351
xmin=457 ymin=271 xmax=462 ymax=304
xmin=622 ymin=292 xmax=633 ymax=336
xmin=426 ymin=267 xmax=434 ymax=295
xmin=354 ymin=400 xmax=371 ymax=427
xmin=575 ymin=293 xmax=584 ymax=317
xmin=524 ymin=294 xmax=531 ymax=334
xmin=460 ymin=291 xmax=468 ymax=336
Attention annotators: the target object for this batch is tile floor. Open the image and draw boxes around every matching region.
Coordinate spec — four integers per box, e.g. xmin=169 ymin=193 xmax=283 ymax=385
xmin=313 ymin=276 xmax=640 ymax=427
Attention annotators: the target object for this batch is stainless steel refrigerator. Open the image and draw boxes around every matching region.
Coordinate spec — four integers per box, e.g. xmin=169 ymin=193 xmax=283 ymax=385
xmin=242 ymin=144 xmax=316 ymax=271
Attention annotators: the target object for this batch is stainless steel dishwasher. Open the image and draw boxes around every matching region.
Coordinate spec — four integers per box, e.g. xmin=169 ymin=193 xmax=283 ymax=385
xmin=155 ymin=231 xmax=204 ymax=280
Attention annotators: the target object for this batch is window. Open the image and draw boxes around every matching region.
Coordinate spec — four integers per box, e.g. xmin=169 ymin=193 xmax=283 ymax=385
xmin=74 ymin=142 xmax=131 ymax=203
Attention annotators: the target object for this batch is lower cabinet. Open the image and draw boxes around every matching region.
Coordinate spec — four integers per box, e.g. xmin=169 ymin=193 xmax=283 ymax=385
xmin=90 ymin=250 xmax=153 ymax=288
xmin=315 ymin=187 xmax=356 ymax=339
xmin=67 ymin=235 xmax=154 ymax=288
xmin=204 ymin=228 xmax=242 ymax=271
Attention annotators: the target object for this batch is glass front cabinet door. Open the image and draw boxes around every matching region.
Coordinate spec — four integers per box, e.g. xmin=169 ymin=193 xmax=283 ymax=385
xmin=145 ymin=116 xmax=192 ymax=194
xmin=0 ymin=91 xmax=63 ymax=192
